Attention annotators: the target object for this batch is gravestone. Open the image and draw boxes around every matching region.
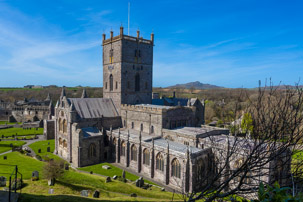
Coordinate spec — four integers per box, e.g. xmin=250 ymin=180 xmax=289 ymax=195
xmin=38 ymin=149 xmax=41 ymax=153
xmin=135 ymin=177 xmax=144 ymax=188
xmin=130 ymin=193 xmax=137 ymax=197
xmin=161 ymin=188 xmax=165 ymax=191
xmin=93 ymin=190 xmax=100 ymax=198
xmin=90 ymin=171 xmax=93 ymax=174
xmin=47 ymin=147 xmax=50 ymax=152
xmin=0 ymin=176 xmax=6 ymax=187
xmin=102 ymin=165 xmax=111 ymax=170
xmin=31 ymin=171 xmax=39 ymax=181
xmin=105 ymin=177 xmax=111 ymax=183
xmin=48 ymin=178 xmax=55 ymax=186
xmin=113 ymin=175 xmax=117 ymax=180
xmin=81 ymin=190 xmax=89 ymax=197
xmin=10 ymin=143 xmax=13 ymax=147
xmin=48 ymin=142 xmax=50 ymax=145
xmin=122 ymin=170 xmax=125 ymax=178
xmin=65 ymin=164 xmax=69 ymax=170
xmin=3 ymin=156 xmax=7 ymax=160
xmin=48 ymin=189 xmax=54 ymax=194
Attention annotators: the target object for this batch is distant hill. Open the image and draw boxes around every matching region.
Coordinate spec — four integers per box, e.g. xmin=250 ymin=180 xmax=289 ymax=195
xmin=167 ymin=81 xmax=224 ymax=89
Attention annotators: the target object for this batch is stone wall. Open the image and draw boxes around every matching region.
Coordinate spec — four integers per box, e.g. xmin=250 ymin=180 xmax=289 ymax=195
xmin=44 ymin=120 xmax=55 ymax=140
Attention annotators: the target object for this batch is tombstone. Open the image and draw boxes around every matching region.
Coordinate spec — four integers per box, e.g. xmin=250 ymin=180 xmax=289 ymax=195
xmin=113 ymin=175 xmax=117 ymax=180
xmin=47 ymin=147 xmax=50 ymax=152
xmin=130 ymin=193 xmax=137 ymax=197
xmin=65 ymin=164 xmax=69 ymax=170
xmin=102 ymin=165 xmax=111 ymax=170
xmin=105 ymin=177 xmax=111 ymax=183
xmin=48 ymin=178 xmax=55 ymax=186
xmin=10 ymin=143 xmax=13 ymax=147
xmin=31 ymin=171 xmax=39 ymax=181
xmin=161 ymin=188 xmax=165 ymax=192
xmin=0 ymin=176 xmax=6 ymax=187
xmin=93 ymin=190 xmax=100 ymax=198
xmin=48 ymin=142 xmax=50 ymax=145
xmin=81 ymin=190 xmax=89 ymax=197
xmin=90 ymin=171 xmax=93 ymax=174
xmin=48 ymin=189 xmax=54 ymax=194
xmin=3 ymin=156 xmax=7 ymax=160
xmin=135 ymin=177 xmax=144 ymax=188
xmin=38 ymin=149 xmax=41 ymax=153
xmin=122 ymin=170 xmax=126 ymax=178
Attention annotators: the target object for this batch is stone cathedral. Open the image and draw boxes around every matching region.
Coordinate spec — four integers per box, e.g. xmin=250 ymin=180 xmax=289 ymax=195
xmin=47 ymin=27 xmax=291 ymax=193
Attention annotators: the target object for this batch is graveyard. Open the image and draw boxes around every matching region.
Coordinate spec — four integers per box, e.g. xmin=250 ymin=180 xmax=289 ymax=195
xmin=0 ymin=139 xmax=186 ymax=201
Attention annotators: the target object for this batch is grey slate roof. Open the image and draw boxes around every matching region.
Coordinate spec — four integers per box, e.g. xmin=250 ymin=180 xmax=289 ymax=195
xmin=68 ymin=98 xmax=118 ymax=118
xmin=82 ymin=127 xmax=102 ymax=138
xmin=167 ymin=126 xmax=229 ymax=138
xmin=150 ymin=138 xmax=202 ymax=154
xmin=136 ymin=104 xmax=173 ymax=109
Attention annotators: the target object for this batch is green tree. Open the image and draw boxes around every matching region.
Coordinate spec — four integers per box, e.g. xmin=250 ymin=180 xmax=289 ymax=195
xmin=241 ymin=113 xmax=253 ymax=134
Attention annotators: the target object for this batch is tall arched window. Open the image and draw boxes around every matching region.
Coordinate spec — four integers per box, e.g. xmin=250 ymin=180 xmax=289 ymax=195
xmin=88 ymin=143 xmax=96 ymax=158
xmin=58 ymin=118 xmax=62 ymax=131
xmin=135 ymin=73 xmax=140 ymax=92
xmin=151 ymin=126 xmax=154 ymax=134
xmin=140 ymin=123 xmax=143 ymax=132
xmin=63 ymin=119 xmax=67 ymax=133
xmin=143 ymin=149 xmax=150 ymax=165
xmin=172 ymin=158 xmax=181 ymax=178
xmin=131 ymin=145 xmax=137 ymax=161
xmin=131 ymin=122 xmax=134 ymax=129
xmin=156 ymin=153 xmax=164 ymax=171
xmin=63 ymin=139 xmax=67 ymax=148
xmin=121 ymin=141 xmax=126 ymax=156
xmin=59 ymin=137 xmax=63 ymax=146
xmin=109 ymin=74 xmax=113 ymax=91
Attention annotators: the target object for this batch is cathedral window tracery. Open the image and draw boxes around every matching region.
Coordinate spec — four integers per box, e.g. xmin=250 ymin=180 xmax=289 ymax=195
xmin=131 ymin=145 xmax=137 ymax=161
xmin=88 ymin=143 xmax=97 ymax=158
xmin=156 ymin=153 xmax=164 ymax=171
xmin=109 ymin=74 xmax=113 ymax=91
xmin=143 ymin=149 xmax=150 ymax=165
xmin=172 ymin=158 xmax=181 ymax=178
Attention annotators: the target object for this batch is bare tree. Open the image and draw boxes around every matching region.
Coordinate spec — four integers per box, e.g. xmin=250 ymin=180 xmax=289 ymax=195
xmin=187 ymin=83 xmax=303 ymax=202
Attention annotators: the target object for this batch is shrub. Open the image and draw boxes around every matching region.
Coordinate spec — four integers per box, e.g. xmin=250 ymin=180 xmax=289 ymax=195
xmin=35 ymin=155 xmax=42 ymax=161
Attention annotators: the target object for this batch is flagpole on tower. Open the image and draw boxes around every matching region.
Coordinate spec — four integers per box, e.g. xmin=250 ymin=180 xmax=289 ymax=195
xmin=128 ymin=2 xmax=130 ymax=35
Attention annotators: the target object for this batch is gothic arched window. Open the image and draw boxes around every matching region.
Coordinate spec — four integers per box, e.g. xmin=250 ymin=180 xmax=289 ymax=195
xmin=151 ymin=126 xmax=154 ymax=134
xmin=59 ymin=137 xmax=62 ymax=146
xmin=88 ymin=143 xmax=96 ymax=158
xmin=135 ymin=73 xmax=140 ymax=92
xmin=63 ymin=119 xmax=67 ymax=133
xmin=63 ymin=139 xmax=67 ymax=148
xmin=140 ymin=123 xmax=143 ymax=132
xmin=121 ymin=141 xmax=126 ymax=156
xmin=58 ymin=118 xmax=62 ymax=131
xmin=131 ymin=145 xmax=137 ymax=161
xmin=143 ymin=149 xmax=150 ymax=165
xmin=156 ymin=153 xmax=164 ymax=171
xmin=109 ymin=74 xmax=113 ymax=91
xmin=172 ymin=158 xmax=181 ymax=178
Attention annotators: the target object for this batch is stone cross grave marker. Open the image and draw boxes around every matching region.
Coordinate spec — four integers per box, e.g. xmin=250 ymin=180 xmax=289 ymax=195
xmin=81 ymin=190 xmax=89 ymax=197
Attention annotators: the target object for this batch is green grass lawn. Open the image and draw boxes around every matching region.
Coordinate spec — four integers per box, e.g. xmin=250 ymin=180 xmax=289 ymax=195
xmin=0 ymin=127 xmax=43 ymax=138
xmin=0 ymin=152 xmax=45 ymax=179
xmin=0 ymin=121 xmax=22 ymax=125
xmin=28 ymin=139 xmax=60 ymax=160
xmin=0 ymin=140 xmax=26 ymax=153
xmin=78 ymin=162 xmax=156 ymax=185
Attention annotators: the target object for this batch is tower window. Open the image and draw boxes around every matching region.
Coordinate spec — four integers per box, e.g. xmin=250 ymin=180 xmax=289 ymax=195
xmin=135 ymin=74 xmax=140 ymax=92
xmin=131 ymin=122 xmax=134 ymax=129
xmin=127 ymin=81 xmax=130 ymax=89
xmin=116 ymin=81 xmax=118 ymax=89
xmin=151 ymin=126 xmax=154 ymax=134
xmin=105 ymin=82 xmax=107 ymax=89
xmin=133 ymin=65 xmax=135 ymax=70
xmin=109 ymin=49 xmax=113 ymax=63
xmin=141 ymin=66 xmax=143 ymax=70
xmin=145 ymin=82 xmax=148 ymax=89
xmin=109 ymin=74 xmax=113 ymax=91
xmin=140 ymin=123 xmax=143 ymax=131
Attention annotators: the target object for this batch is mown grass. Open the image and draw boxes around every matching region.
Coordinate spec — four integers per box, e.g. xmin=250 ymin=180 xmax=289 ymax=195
xmin=0 ymin=140 xmax=26 ymax=153
xmin=0 ymin=121 xmax=22 ymax=125
xmin=28 ymin=139 xmax=60 ymax=160
xmin=78 ymin=163 xmax=156 ymax=185
xmin=0 ymin=152 xmax=45 ymax=179
xmin=0 ymin=127 xmax=43 ymax=138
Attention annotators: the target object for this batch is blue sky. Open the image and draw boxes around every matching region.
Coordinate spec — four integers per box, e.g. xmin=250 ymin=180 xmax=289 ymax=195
xmin=0 ymin=0 xmax=302 ymax=88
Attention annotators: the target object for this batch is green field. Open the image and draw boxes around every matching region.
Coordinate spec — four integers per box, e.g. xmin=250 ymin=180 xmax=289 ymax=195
xmin=28 ymin=139 xmax=60 ymax=160
xmin=79 ymin=163 xmax=156 ymax=185
xmin=0 ymin=127 xmax=43 ymax=138
xmin=0 ymin=121 xmax=22 ymax=125
xmin=0 ymin=140 xmax=26 ymax=153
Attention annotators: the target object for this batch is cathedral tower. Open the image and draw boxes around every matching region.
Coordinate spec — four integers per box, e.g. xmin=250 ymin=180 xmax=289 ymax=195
xmin=102 ymin=26 xmax=154 ymax=111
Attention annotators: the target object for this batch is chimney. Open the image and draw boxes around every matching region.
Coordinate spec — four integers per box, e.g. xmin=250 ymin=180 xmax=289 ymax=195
xmin=120 ymin=26 xmax=123 ymax=37
xmin=102 ymin=34 xmax=106 ymax=41
xmin=137 ymin=30 xmax=140 ymax=38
